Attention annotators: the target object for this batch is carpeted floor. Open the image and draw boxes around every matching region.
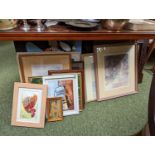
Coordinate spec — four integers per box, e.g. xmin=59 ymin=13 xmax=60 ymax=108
xmin=0 ymin=41 xmax=153 ymax=136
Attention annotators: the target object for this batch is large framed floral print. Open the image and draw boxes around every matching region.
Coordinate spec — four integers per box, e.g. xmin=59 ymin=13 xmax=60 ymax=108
xmin=11 ymin=82 xmax=47 ymax=128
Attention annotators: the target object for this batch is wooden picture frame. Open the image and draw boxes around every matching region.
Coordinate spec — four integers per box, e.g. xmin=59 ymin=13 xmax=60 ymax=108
xmin=11 ymin=82 xmax=47 ymax=128
xmin=42 ymin=74 xmax=80 ymax=116
xmin=47 ymin=97 xmax=63 ymax=122
xmin=94 ymin=43 xmax=138 ymax=101
xmin=48 ymin=70 xmax=85 ymax=111
xmin=17 ymin=52 xmax=71 ymax=82
xmin=81 ymin=54 xmax=97 ymax=102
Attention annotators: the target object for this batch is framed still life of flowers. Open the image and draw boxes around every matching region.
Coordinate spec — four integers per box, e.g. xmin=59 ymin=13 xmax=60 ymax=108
xmin=11 ymin=82 xmax=47 ymax=128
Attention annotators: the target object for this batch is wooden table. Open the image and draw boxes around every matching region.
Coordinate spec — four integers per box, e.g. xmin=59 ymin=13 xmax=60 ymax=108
xmin=0 ymin=24 xmax=155 ymax=82
xmin=0 ymin=25 xmax=155 ymax=41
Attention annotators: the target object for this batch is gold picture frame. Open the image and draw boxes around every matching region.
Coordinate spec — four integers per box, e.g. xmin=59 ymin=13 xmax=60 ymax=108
xmin=17 ymin=52 xmax=71 ymax=82
xmin=94 ymin=43 xmax=138 ymax=101
xmin=47 ymin=97 xmax=63 ymax=122
xmin=11 ymin=82 xmax=47 ymax=128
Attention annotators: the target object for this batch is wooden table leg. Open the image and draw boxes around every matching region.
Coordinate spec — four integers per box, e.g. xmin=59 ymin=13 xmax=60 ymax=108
xmin=138 ymin=39 xmax=149 ymax=83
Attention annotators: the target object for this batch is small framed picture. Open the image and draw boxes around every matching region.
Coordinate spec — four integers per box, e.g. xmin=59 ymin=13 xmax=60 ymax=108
xmin=42 ymin=74 xmax=79 ymax=116
xmin=94 ymin=43 xmax=138 ymax=101
xmin=47 ymin=97 xmax=63 ymax=122
xmin=17 ymin=52 xmax=71 ymax=82
xmin=11 ymin=82 xmax=47 ymax=128
xmin=81 ymin=54 xmax=97 ymax=102
xmin=48 ymin=70 xmax=85 ymax=111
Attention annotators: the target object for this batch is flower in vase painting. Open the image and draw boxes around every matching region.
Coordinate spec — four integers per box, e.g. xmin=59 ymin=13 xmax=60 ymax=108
xmin=21 ymin=94 xmax=37 ymax=118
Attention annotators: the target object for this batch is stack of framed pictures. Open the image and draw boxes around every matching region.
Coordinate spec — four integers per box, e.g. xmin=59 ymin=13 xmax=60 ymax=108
xmin=42 ymin=74 xmax=80 ymax=116
xmin=11 ymin=43 xmax=138 ymax=128
xmin=82 ymin=43 xmax=138 ymax=102
xmin=11 ymin=52 xmax=84 ymax=128
xmin=48 ymin=70 xmax=85 ymax=111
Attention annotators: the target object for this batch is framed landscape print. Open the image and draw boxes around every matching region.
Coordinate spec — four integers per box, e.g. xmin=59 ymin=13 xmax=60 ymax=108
xmin=81 ymin=54 xmax=97 ymax=102
xmin=94 ymin=44 xmax=138 ymax=101
xmin=42 ymin=74 xmax=79 ymax=116
xmin=47 ymin=97 xmax=63 ymax=122
xmin=48 ymin=70 xmax=85 ymax=111
xmin=17 ymin=52 xmax=71 ymax=82
xmin=11 ymin=82 xmax=47 ymax=128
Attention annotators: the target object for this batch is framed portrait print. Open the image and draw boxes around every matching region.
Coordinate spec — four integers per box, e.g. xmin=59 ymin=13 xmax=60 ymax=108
xmin=47 ymin=97 xmax=63 ymax=122
xmin=48 ymin=70 xmax=85 ymax=111
xmin=11 ymin=82 xmax=47 ymax=128
xmin=81 ymin=54 xmax=97 ymax=102
xmin=17 ymin=52 xmax=71 ymax=82
xmin=42 ymin=74 xmax=79 ymax=116
xmin=94 ymin=44 xmax=138 ymax=101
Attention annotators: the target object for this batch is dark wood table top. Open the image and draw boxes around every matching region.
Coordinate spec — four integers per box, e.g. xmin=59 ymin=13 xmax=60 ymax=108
xmin=1 ymin=24 xmax=155 ymax=41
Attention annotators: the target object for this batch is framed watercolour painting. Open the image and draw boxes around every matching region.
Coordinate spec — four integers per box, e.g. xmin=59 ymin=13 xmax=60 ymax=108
xmin=17 ymin=52 xmax=71 ymax=82
xmin=48 ymin=70 xmax=85 ymax=111
xmin=42 ymin=74 xmax=79 ymax=116
xmin=47 ymin=97 xmax=63 ymax=122
xmin=81 ymin=54 xmax=97 ymax=102
xmin=94 ymin=44 xmax=138 ymax=101
xmin=11 ymin=82 xmax=47 ymax=128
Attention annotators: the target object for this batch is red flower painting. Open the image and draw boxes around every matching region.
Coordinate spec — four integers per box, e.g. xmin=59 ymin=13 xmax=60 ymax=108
xmin=23 ymin=95 xmax=37 ymax=117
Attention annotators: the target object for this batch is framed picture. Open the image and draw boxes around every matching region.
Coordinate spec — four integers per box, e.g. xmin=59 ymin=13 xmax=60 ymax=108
xmin=11 ymin=82 xmax=47 ymax=128
xmin=48 ymin=70 xmax=85 ymax=111
xmin=72 ymin=61 xmax=84 ymax=70
xmin=94 ymin=44 xmax=138 ymax=101
xmin=81 ymin=54 xmax=97 ymax=102
xmin=47 ymin=97 xmax=63 ymax=122
xmin=17 ymin=52 xmax=71 ymax=82
xmin=42 ymin=74 xmax=79 ymax=116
